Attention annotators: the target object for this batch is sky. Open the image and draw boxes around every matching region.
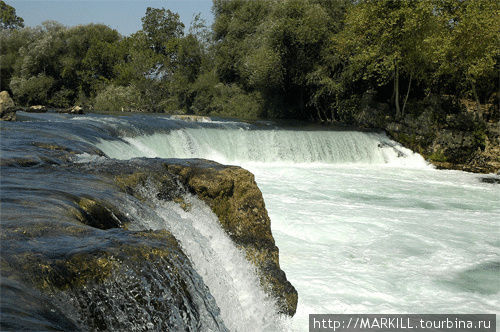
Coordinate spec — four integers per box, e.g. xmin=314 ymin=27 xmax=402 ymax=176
xmin=8 ymin=0 xmax=214 ymax=35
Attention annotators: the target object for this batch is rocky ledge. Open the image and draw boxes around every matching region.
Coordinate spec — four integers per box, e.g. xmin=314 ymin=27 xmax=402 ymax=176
xmin=167 ymin=160 xmax=299 ymax=316
xmin=355 ymin=93 xmax=499 ymax=173
xmin=385 ymin=109 xmax=499 ymax=173
xmin=2 ymin=157 xmax=298 ymax=330
xmin=0 ymin=91 xmax=16 ymax=121
xmin=1 ymin=224 xmax=223 ymax=330
xmin=84 ymin=158 xmax=298 ymax=316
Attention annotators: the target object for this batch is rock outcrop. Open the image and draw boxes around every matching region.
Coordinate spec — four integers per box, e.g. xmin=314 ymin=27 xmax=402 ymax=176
xmin=481 ymin=176 xmax=500 ymax=184
xmin=386 ymin=105 xmax=499 ymax=173
xmin=27 ymin=105 xmax=48 ymax=113
xmin=167 ymin=160 xmax=299 ymax=316
xmin=58 ymin=105 xmax=84 ymax=114
xmin=0 ymin=91 xmax=16 ymax=121
xmin=171 ymin=114 xmax=211 ymax=122
xmin=1 ymin=198 xmax=226 ymax=331
xmin=352 ymin=93 xmax=499 ymax=173
xmin=81 ymin=158 xmax=298 ymax=316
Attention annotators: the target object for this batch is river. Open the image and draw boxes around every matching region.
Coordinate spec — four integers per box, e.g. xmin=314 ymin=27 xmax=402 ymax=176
xmin=1 ymin=111 xmax=499 ymax=330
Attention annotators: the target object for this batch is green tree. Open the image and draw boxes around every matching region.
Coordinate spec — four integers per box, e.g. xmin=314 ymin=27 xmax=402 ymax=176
xmin=167 ymin=34 xmax=204 ymax=112
xmin=141 ymin=7 xmax=184 ymax=57
xmin=112 ymin=30 xmax=170 ymax=112
xmin=430 ymin=0 xmax=499 ymax=106
xmin=334 ymin=0 xmax=437 ymax=118
xmin=259 ymin=0 xmax=336 ymax=118
xmin=94 ymin=84 xmax=142 ymax=112
xmin=0 ymin=27 xmax=39 ymax=91
xmin=213 ymin=0 xmax=345 ymax=119
xmin=213 ymin=0 xmax=272 ymax=84
xmin=10 ymin=74 xmax=54 ymax=105
xmin=0 ymin=1 xmax=24 ymax=30
xmin=9 ymin=22 xmax=123 ymax=106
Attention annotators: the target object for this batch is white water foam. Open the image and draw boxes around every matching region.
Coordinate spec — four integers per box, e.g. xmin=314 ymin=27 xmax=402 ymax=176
xmin=137 ymin=193 xmax=286 ymax=331
xmin=249 ymin=164 xmax=500 ymax=330
xmin=96 ymin=128 xmax=430 ymax=168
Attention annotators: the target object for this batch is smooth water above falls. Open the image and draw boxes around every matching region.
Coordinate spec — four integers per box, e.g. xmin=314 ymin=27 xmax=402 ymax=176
xmin=2 ymin=113 xmax=499 ymax=330
xmin=94 ymin=116 xmax=500 ymax=330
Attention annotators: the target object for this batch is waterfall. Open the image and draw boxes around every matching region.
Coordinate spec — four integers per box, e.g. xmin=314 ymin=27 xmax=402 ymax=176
xmin=96 ymin=127 xmax=430 ymax=168
xmin=129 ymin=191 xmax=285 ymax=331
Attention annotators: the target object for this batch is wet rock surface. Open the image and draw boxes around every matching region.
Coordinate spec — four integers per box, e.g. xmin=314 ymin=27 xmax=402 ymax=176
xmin=82 ymin=158 xmax=298 ymax=316
xmin=1 ymin=220 xmax=226 ymax=331
xmin=1 ymin=112 xmax=298 ymax=329
xmin=0 ymin=278 xmax=80 ymax=331
xmin=1 ymin=154 xmax=298 ymax=330
xmin=1 ymin=158 xmax=228 ymax=330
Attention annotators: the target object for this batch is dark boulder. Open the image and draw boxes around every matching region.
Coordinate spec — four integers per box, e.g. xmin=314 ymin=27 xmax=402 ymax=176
xmin=481 ymin=177 xmax=500 ymax=184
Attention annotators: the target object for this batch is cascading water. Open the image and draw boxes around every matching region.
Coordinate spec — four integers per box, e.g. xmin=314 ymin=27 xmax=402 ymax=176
xmin=144 ymin=194 xmax=285 ymax=331
xmin=95 ymin=117 xmax=500 ymax=331
xmin=96 ymin=127 xmax=429 ymax=167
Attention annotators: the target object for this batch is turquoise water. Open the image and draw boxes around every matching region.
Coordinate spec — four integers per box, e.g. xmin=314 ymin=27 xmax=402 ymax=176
xmin=247 ymin=164 xmax=500 ymax=330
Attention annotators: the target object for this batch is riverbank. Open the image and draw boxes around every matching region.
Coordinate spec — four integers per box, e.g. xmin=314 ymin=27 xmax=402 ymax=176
xmin=317 ymin=95 xmax=499 ymax=174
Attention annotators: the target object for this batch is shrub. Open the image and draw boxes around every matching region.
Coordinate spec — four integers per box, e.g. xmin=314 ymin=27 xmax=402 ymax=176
xmin=9 ymin=74 xmax=54 ymax=105
xmin=93 ymin=84 xmax=142 ymax=112
xmin=210 ymin=83 xmax=264 ymax=119
xmin=49 ymin=88 xmax=74 ymax=108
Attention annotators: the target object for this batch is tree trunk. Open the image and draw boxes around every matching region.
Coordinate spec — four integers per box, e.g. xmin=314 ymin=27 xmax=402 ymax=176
xmin=316 ymin=107 xmax=324 ymax=123
xmin=321 ymin=108 xmax=329 ymax=123
xmin=299 ymin=87 xmax=305 ymax=118
xmin=390 ymin=73 xmax=396 ymax=104
xmin=470 ymin=79 xmax=481 ymax=113
xmin=402 ymin=73 xmax=412 ymax=116
xmin=333 ymin=95 xmax=340 ymax=121
xmin=394 ymin=61 xmax=401 ymax=118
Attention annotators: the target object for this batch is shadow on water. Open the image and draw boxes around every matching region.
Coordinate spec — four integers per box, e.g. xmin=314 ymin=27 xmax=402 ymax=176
xmin=437 ymin=261 xmax=500 ymax=295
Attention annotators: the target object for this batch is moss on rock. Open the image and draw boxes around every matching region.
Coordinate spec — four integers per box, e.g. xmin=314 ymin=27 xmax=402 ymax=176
xmin=71 ymin=197 xmax=130 ymax=230
xmin=166 ymin=160 xmax=298 ymax=316
xmin=385 ymin=97 xmax=499 ymax=173
xmin=7 ymin=228 xmax=181 ymax=290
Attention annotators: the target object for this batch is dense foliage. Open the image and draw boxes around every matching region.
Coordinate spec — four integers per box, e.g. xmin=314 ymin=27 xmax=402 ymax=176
xmin=0 ymin=1 xmax=23 ymax=30
xmin=0 ymin=0 xmax=498 ymax=121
